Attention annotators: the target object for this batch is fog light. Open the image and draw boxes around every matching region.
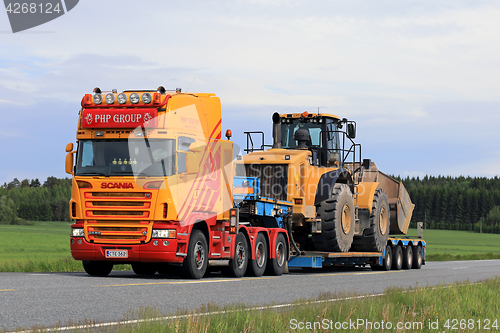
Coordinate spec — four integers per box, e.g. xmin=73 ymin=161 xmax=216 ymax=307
xmin=130 ymin=93 xmax=140 ymax=104
xmin=78 ymin=239 xmax=82 ymax=245
xmin=163 ymin=240 xmax=169 ymax=246
xmin=105 ymin=93 xmax=115 ymax=104
xmin=71 ymin=239 xmax=75 ymax=244
xmin=93 ymin=93 xmax=102 ymax=104
xmin=153 ymin=240 xmax=159 ymax=246
xmin=117 ymin=93 xmax=127 ymax=104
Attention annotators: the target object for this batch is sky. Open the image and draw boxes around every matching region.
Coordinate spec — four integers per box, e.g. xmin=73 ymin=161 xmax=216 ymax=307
xmin=1 ymin=0 xmax=500 ymax=185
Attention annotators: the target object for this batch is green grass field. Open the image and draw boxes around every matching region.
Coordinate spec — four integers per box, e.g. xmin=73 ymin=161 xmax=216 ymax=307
xmin=406 ymin=228 xmax=500 ymax=261
xmin=1 ymin=222 xmax=500 ymax=272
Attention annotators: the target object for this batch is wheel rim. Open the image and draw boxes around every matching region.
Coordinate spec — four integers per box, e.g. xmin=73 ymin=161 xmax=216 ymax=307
xmin=379 ymin=206 xmax=388 ymax=235
xmin=341 ymin=204 xmax=352 ymax=234
xmin=408 ymin=248 xmax=413 ymax=266
xmin=276 ymin=242 xmax=285 ymax=267
xmin=194 ymin=241 xmax=205 ymax=269
xmin=256 ymin=242 xmax=265 ymax=268
xmin=236 ymin=242 xmax=246 ymax=269
xmin=397 ymin=250 xmax=402 ymax=266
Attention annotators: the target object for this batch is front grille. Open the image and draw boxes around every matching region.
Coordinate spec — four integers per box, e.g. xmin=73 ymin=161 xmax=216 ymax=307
xmin=84 ymin=191 xmax=152 ymax=219
xmin=236 ymin=164 xmax=288 ymax=201
xmin=82 ymin=190 xmax=154 ymax=244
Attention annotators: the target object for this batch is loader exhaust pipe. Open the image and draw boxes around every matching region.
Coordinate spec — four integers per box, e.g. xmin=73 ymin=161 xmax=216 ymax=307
xmin=272 ymin=112 xmax=282 ymax=149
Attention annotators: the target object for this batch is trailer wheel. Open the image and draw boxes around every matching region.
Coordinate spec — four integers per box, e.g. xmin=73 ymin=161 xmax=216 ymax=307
xmin=132 ymin=263 xmax=157 ymax=276
xmin=412 ymin=245 xmax=423 ymax=269
xmin=312 ymin=183 xmax=355 ymax=252
xmin=380 ymin=245 xmax=392 ymax=271
xmin=352 ymin=189 xmax=390 ymax=252
xmin=181 ymin=230 xmax=208 ymax=279
xmin=402 ymin=246 xmax=413 ymax=270
xmin=266 ymin=233 xmax=287 ymax=276
xmin=392 ymin=245 xmax=403 ymax=270
xmin=223 ymin=232 xmax=249 ymax=278
xmin=83 ymin=261 xmax=113 ymax=277
xmin=248 ymin=233 xmax=267 ymax=277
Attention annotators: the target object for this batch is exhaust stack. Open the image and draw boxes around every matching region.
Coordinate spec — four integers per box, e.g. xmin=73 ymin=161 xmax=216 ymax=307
xmin=272 ymin=112 xmax=282 ymax=149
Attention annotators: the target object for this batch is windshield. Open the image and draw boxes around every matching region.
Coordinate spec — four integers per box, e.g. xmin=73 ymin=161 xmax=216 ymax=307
xmin=281 ymin=118 xmax=323 ymax=149
xmin=76 ymin=139 xmax=176 ymax=177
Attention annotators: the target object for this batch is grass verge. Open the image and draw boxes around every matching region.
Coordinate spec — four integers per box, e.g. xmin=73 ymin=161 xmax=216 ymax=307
xmin=7 ymin=278 xmax=500 ymax=333
xmin=1 ymin=223 xmax=500 ymax=272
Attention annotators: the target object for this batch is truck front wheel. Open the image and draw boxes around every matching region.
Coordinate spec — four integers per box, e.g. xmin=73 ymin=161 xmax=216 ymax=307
xmin=82 ymin=261 xmax=113 ymax=277
xmin=181 ymin=230 xmax=208 ymax=279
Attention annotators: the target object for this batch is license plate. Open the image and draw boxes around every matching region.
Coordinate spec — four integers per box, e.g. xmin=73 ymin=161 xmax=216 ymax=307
xmin=105 ymin=250 xmax=128 ymax=258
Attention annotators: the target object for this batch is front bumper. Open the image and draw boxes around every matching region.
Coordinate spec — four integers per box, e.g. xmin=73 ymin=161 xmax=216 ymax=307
xmin=70 ymin=237 xmax=184 ymax=263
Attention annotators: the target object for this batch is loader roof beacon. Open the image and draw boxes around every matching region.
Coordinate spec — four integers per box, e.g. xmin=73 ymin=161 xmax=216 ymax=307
xmin=67 ymin=88 xmax=425 ymax=278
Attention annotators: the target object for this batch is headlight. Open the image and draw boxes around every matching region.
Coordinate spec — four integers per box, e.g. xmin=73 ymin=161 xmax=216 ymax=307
xmin=130 ymin=93 xmax=140 ymax=104
xmin=93 ymin=93 xmax=102 ymax=105
xmin=142 ymin=92 xmax=152 ymax=104
xmin=152 ymin=229 xmax=176 ymax=238
xmin=105 ymin=93 xmax=115 ymax=104
xmin=71 ymin=228 xmax=85 ymax=237
xmin=117 ymin=93 xmax=127 ymax=104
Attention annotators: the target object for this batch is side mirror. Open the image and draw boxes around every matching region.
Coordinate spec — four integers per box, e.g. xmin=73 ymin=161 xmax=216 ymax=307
xmin=347 ymin=123 xmax=356 ymax=139
xmin=65 ymin=143 xmax=75 ymax=175
xmin=362 ymin=159 xmax=371 ymax=170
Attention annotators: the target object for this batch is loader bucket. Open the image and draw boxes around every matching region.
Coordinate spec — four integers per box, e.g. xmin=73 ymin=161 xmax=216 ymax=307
xmin=356 ymin=162 xmax=414 ymax=235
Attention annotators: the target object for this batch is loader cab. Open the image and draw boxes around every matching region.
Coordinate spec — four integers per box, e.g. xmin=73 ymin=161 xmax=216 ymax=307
xmin=278 ymin=113 xmax=342 ymax=167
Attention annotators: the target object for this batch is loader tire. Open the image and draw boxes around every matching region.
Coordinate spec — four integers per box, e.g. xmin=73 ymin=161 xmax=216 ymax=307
xmin=312 ymin=183 xmax=355 ymax=252
xmin=351 ymin=188 xmax=390 ymax=252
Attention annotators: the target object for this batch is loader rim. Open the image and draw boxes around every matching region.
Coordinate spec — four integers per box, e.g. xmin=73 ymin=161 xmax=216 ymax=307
xmin=341 ymin=204 xmax=352 ymax=235
xmin=379 ymin=206 xmax=388 ymax=236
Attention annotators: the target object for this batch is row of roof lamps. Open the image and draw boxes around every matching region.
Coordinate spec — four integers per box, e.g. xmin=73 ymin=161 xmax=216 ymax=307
xmin=92 ymin=91 xmax=156 ymax=105
xmin=83 ymin=86 xmax=179 ymax=106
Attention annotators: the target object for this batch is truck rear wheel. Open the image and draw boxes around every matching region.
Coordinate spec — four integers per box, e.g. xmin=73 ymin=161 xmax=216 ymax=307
xmin=351 ymin=189 xmax=390 ymax=252
xmin=223 ymin=232 xmax=249 ymax=277
xmin=83 ymin=261 xmax=113 ymax=277
xmin=402 ymin=246 xmax=413 ymax=270
xmin=312 ymin=183 xmax=355 ymax=252
xmin=248 ymin=233 xmax=267 ymax=277
xmin=181 ymin=230 xmax=208 ymax=279
xmin=266 ymin=233 xmax=287 ymax=276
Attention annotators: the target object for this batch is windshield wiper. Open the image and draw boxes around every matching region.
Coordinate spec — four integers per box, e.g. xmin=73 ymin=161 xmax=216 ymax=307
xmin=78 ymin=172 xmax=108 ymax=176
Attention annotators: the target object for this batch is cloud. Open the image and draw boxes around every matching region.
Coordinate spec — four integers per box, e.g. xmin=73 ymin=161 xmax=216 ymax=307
xmin=1 ymin=0 xmax=500 ymax=183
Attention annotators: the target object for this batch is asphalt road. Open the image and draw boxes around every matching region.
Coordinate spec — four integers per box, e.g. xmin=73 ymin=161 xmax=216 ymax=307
xmin=1 ymin=259 xmax=500 ymax=332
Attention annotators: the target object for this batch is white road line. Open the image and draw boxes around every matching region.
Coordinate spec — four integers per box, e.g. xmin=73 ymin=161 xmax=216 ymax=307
xmin=8 ymin=292 xmax=386 ymax=333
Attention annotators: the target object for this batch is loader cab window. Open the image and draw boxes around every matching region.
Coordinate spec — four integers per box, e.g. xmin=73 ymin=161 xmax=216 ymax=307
xmin=280 ymin=117 xmax=340 ymax=167
xmin=281 ymin=118 xmax=322 ymax=149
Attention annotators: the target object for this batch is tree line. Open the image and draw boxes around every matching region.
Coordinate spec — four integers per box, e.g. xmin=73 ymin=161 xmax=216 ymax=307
xmin=402 ymin=175 xmax=500 ymax=234
xmin=0 ymin=177 xmax=71 ymax=224
xmin=1 ymin=175 xmax=499 ymax=233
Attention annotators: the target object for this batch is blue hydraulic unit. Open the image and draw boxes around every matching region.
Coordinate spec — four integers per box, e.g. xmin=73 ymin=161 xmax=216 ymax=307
xmin=233 ymin=176 xmax=292 ymax=229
